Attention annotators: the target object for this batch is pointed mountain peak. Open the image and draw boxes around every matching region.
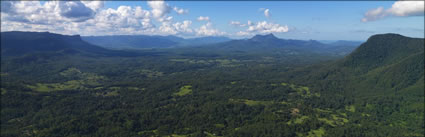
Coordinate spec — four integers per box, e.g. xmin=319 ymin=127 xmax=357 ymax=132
xmin=250 ymin=33 xmax=279 ymax=41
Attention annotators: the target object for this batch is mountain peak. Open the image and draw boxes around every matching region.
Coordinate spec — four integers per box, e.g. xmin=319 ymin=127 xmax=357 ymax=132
xmin=250 ymin=33 xmax=279 ymax=41
xmin=367 ymin=33 xmax=407 ymax=42
xmin=343 ymin=33 xmax=424 ymax=71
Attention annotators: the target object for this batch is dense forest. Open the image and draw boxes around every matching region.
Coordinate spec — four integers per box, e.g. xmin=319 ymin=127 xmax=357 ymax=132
xmin=1 ymin=31 xmax=424 ymax=137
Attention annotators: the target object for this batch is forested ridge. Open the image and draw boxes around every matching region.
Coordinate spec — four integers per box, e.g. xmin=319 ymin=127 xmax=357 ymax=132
xmin=1 ymin=32 xmax=423 ymax=137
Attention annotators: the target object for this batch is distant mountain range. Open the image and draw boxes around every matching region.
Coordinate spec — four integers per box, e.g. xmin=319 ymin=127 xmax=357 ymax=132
xmin=2 ymin=31 xmax=363 ymax=57
xmin=82 ymin=35 xmax=231 ymax=49
xmin=192 ymin=33 xmax=361 ymax=56
xmin=82 ymin=34 xmax=362 ymax=53
xmin=1 ymin=31 xmax=142 ymax=57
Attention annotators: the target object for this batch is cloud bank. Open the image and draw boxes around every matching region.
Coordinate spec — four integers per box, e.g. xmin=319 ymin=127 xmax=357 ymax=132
xmin=362 ymin=1 xmax=424 ymax=22
xmin=1 ymin=1 xmax=290 ymax=37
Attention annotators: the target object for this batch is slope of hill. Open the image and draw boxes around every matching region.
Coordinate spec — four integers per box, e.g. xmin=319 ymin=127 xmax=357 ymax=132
xmin=293 ymin=33 xmax=424 ymax=92
xmin=283 ymin=33 xmax=424 ymax=136
xmin=342 ymin=34 xmax=424 ymax=72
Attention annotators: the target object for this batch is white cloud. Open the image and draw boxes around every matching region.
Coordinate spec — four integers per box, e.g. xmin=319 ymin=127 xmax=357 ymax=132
xmin=158 ymin=20 xmax=193 ymax=35
xmin=230 ymin=21 xmax=241 ymax=25
xmin=57 ymin=1 xmax=96 ymax=22
xmin=264 ymin=9 xmax=270 ymax=18
xmin=236 ymin=31 xmax=252 ymax=36
xmin=230 ymin=21 xmax=246 ymax=27
xmin=93 ymin=6 xmax=153 ymax=29
xmin=173 ymin=20 xmax=193 ymax=33
xmin=196 ymin=22 xmax=225 ymax=36
xmin=230 ymin=20 xmax=289 ymax=35
xmin=159 ymin=22 xmax=177 ymax=34
xmin=388 ymin=1 xmax=424 ymax=16
xmin=81 ymin=1 xmax=104 ymax=12
xmin=147 ymin=0 xmax=187 ymax=22
xmin=197 ymin=16 xmax=210 ymax=21
xmin=173 ymin=7 xmax=188 ymax=15
xmin=362 ymin=7 xmax=386 ymax=22
xmin=247 ymin=20 xmax=253 ymax=26
xmin=147 ymin=0 xmax=171 ymax=19
xmin=0 ymin=1 xmax=156 ymax=36
xmin=0 ymin=1 xmax=224 ymax=37
xmin=362 ymin=1 xmax=424 ymax=22
xmin=247 ymin=21 xmax=288 ymax=33
xmin=259 ymin=8 xmax=271 ymax=18
xmin=0 ymin=1 xmax=97 ymax=23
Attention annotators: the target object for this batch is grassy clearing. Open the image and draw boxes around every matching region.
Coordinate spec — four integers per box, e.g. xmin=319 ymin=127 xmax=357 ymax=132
xmin=361 ymin=113 xmax=371 ymax=117
xmin=318 ymin=118 xmax=336 ymax=127
xmin=318 ymin=114 xmax=349 ymax=127
xmin=306 ymin=127 xmax=325 ymax=137
xmin=171 ymin=134 xmax=188 ymax=137
xmin=0 ymin=72 xmax=9 ymax=77
xmin=366 ymin=103 xmax=374 ymax=110
xmin=315 ymin=108 xmax=333 ymax=113
xmin=60 ymin=68 xmax=107 ymax=84
xmin=215 ymin=124 xmax=225 ymax=128
xmin=96 ymin=91 xmax=119 ymax=97
xmin=230 ymin=99 xmax=288 ymax=106
xmin=216 ymin=59 xmax=240 ymax=67
xmin=204 ymin=131 xmax=220 ymax=137
xmin=128 ymin=87 xmax=144 ymax=91
xmin=345 ymin=105 xmax=356 ymax=112
xmin=95 ymin=87 xmax=121 ymax=96
xmin=137 ymin=130 xmax=157 ymax=136
xmin=170 ymin=59 xmax=191 ymax=62
xmin=28 ymin=68 xmax=109 ymax=92
xmin=27 ymin=80 xmax=83 ymax=92
xmin=60 ymin=67 xmax=82 ymax=77
xmin=135 ymin=69 xmax=164 ymax=78
xmin=294 ymin=116 xmax=309 ymax=124
xmin=170 ymin=58 xmax=241 ymax=67
xmin=229 ymin=99 xmax=276 ymax=106
xmin=287 ymin=116 xmax=309 ymax=125
xmin=280 ymin=83 xmax=319 ymax=98
xmin=1 ymin=88 xmax=7 ymax=95
xmin=170 ymin=59 xmax=210 ymax=65
xmin=174 ymin=85 xmax=192 ymax=96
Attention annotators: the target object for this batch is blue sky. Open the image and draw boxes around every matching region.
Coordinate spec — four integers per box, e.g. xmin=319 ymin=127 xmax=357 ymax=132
xmin=1 ymin=1 xmax=424 ymax=41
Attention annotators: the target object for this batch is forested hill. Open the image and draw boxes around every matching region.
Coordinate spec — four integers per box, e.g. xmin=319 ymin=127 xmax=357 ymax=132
xmin=280 ymin=33 xmax=425 ymax=136
xmin=339 ymin=33 xmax=424 ymax=92
xmin=292 ymin=33 xmax=424 ymax=92
xmin=1 ymin=31 xmax=141 ymax=57
xmin=342 ymin=33 xmax=424 ymax=72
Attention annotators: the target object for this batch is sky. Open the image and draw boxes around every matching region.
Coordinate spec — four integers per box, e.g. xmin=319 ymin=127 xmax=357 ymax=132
xmin=1 ymin=1 xmax=424 ymax=41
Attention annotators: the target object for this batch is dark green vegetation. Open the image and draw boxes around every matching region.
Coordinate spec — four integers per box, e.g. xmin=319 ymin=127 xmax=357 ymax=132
xmin=1 ymin=32 xmax=423 ymax=137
